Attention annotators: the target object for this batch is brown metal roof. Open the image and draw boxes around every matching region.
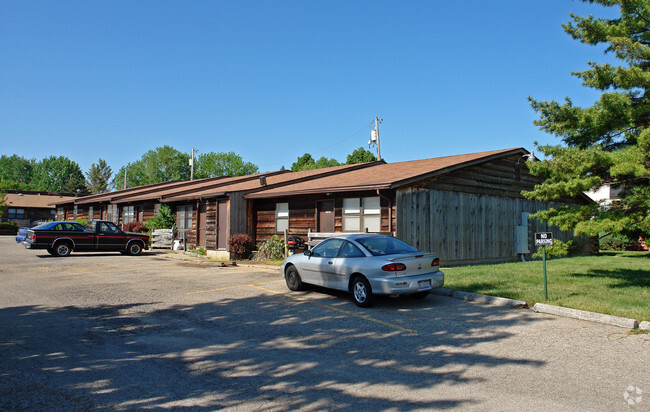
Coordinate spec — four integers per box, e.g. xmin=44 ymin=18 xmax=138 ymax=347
xmin=245 ymin=148 xmax=527 ymax=199
xmin=5 ymin=192 xmax=76 ymax=208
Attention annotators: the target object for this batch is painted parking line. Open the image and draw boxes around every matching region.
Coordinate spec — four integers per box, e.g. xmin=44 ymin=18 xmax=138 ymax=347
xmin=249 ymin=284 xmax=418 ymax=334
xmin=180 ymin=280 xmax=283 ymax=296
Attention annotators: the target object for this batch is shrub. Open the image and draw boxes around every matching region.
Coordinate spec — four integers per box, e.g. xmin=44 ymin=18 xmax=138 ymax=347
xmin=123 ymin=221 xmax=149 ymax=233
xmin=74 ymin=218 xmax=87 ymax=227
xmin=254 ymin=235 xmax=285 ymax=261
xmin=532 ymin=240 xmax=575 ymax=259
xmin=228 ymin=233 xmax=255 ymax=259
xmin=0 ymin=221 xmax=19 ymax=234
xmin=144 ymin=205 xmax=176 ymax=230
xmin=599 ymin=233 xmax=635 ymax=251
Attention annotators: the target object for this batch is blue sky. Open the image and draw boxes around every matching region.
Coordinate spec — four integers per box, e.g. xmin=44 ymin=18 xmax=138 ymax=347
xmin=1 ymin=1 xmax=619 ymax=174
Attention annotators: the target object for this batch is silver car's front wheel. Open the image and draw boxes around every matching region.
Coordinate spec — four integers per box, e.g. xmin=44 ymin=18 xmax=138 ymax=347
xmin=352 ymin=277 xmax=374 ymax=307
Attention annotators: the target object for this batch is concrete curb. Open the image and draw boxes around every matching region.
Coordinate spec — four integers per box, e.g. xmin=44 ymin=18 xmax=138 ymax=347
xmin=432 ymin=288 xmax=527 ymax=308
xmin=533 ymin=303 xmax=639 ymax=329
xmin=639 ymin=321 xmax=650 ymax=331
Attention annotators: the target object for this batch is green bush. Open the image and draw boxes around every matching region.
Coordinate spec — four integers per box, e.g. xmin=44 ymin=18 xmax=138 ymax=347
xmin=74 ymin=218 xmax=87 ymax=227
xmin=0 ymin=221 xmax=19 ymax=234
xmin=254 ymin=235 xmax=285 ymax=261
xmin=532 ymin=240 xmax=575 ymax=259
xmin=599 ymin=233 xmax=635 ymax=251
xmin=228 ymin=233 xmax=255 ymax=259
xmin=144 ymin=205 xmax=176 ymax=230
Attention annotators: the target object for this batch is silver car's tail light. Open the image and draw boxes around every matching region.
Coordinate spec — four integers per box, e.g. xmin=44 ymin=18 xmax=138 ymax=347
xmin=431 ymin=258 xmax=440 ymax=266
xmin=382 ymin=263 xmax=406 ymax=271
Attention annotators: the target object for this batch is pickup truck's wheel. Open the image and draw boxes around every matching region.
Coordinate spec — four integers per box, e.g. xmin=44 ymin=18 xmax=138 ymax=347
xmin=53 ymin=241 xmax=72 ymax=257
xmin=126 ymin=241 xmax=143 ymax=256
xmin=351 ymin=276 xmax=375 ymax=307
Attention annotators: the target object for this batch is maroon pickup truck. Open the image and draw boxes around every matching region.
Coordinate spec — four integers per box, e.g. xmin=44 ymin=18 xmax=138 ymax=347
xmin=24 ymin=220 xmax=150 ymax=257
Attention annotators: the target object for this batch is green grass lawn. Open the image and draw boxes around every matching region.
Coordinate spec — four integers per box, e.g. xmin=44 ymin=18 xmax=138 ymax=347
xmin=442 ymin=251 xmax=650 ymax=321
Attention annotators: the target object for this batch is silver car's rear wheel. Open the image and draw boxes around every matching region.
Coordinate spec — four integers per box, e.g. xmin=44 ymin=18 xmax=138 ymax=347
xmin=352 ymin=276 xmax=374 ymax=307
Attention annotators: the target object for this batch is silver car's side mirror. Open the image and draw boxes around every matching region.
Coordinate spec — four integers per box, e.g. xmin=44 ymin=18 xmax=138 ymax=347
xmin=304 ymin=250 xmax=312 ymax=257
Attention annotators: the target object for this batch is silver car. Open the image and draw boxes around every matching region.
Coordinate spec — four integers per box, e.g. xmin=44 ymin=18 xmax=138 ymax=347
xmin=281 ymin=234 xmax=444 ymax=307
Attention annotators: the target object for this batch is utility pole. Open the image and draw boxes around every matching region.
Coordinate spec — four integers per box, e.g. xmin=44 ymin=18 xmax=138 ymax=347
xmin=369 ymin=117 xmax=382 ymax=161
xmin=123 ymin=167 xmax=127 ymax=190
xmin=190 ymin=148 xmax=195 ymax=180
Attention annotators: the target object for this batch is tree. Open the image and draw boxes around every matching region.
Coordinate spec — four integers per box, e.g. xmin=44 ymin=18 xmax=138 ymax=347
xmin=526 ymin=0 xmax=650 ymax=238
xmin=111 ymin=146 xmax=190 ymax=189
xmin=346 ymin=147 xmax=377 ymax=164
xmin=144 ymin=204 xmax=176 ymax=229
xmin=195 ymin=152 xmax=259 ymax=178
xmin=86 ymin=159 xmax=112 ymax=194
xmin=291 ymin=153 xmax=340 ymax=171
xmin=30 ymin=156 xmax=87 ymax=192
xmin=0 ymin=189 xmax=7 ymax=218
xmin=0 ymin=155 xmax=34 ymax=190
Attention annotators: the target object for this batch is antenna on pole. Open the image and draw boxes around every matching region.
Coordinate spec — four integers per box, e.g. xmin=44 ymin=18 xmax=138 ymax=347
xmin=368 ymin=117 xmax=382 ymax=161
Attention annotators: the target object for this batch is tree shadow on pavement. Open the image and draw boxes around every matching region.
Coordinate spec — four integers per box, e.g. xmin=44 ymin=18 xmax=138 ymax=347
xmin=0 ymin=292 xmax=545 ymax=410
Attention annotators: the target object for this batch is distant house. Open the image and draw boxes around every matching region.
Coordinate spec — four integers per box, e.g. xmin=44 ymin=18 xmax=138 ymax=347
xmin=54 ymin=148 xmax=594 ymax=265
xmin=1 ymin=190 xmax=77 ymax=227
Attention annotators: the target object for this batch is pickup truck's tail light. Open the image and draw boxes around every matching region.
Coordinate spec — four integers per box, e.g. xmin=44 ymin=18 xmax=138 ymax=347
xmin=382 ymin=263 xmax=406 ymax=271
xmin=431 ymin=258 xmax=440 ymax=266
xmin=32 ymin=234 xmax=36 ymax=241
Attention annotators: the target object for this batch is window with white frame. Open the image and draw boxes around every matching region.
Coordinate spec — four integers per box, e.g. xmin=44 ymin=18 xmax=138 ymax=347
xmin=50 ymin=210 xmax=56 ymax=220
xmin=342 ymin=198 xmax=361 ymax=231
xmin=154 ymin=203 xmax=161 ymax=216
xmin=107 ymin=204 xmax=118 ymax=223
xmin=342 ymin=196 xmax=381 ymax=232
xmin=88 ymin=206 xmax=94 ymax=221
xmin=362 ymin=196 xmax=381 ymax=232
xmin=276 ymin=202 xmax=289 ymax=233
xmin=57 ymin=206 xmax=64 ymax=220
xmin=73 ymin=205 xmax=78 ymax=219
xmin=122 ymin=206 xmax=135 ymax=225
xmin=176 ymin=205 xmax=193 ymax=231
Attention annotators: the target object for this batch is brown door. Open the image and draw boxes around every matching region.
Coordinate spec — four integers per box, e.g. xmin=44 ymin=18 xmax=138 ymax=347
xmin=217 ymin=200 xmax=228 ymax=249
xmin=197 ymin=202 xmax=207 ymax=247
xmin=317 ymin=200 xmax=335 ymax=232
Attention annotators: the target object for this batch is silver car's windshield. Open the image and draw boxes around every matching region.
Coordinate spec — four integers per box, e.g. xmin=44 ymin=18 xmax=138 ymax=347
xmin=356 ymin=236 xmax=418 ymax=256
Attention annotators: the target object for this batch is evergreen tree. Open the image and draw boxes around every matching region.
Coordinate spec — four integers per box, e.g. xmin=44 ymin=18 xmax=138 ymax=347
xmin=526 ymin=0 xmax=650 ymax=238
xmin=86 ymin=159 xmax=112 ymax=194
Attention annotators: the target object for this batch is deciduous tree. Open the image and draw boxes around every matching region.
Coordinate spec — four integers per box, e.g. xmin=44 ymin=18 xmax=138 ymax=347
xmin=30 ymin=156 xmax=87 ymax=192
xmin=112 ymin=146 xmax=190 ymax=189
xmin=526 ymin=0 xmax=650 ymax=238
xmin=195 ymin=152 xmax=259 ymax=178
xmin=0 ymin=155 xmax=34 ymax=190
xmin=346 ymin=147 xmax=377 ymax=164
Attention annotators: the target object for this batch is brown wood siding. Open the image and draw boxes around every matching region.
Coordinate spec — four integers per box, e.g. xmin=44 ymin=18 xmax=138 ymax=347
xmin=397 ymin=187 xmax=592 ymax=266
xmin=253 ymin=191 xmax=396 ymax=244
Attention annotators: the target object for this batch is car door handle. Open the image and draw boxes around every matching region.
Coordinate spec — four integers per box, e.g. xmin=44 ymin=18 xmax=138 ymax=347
xmin=328 ymin=261 xmax=334 ymax=265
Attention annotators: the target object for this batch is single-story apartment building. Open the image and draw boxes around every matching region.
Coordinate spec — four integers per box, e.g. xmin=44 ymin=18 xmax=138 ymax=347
xmin=1 ymin=190 xmax=77 ymax=227
xmin=55 ymin=148 xmax=593 ymax=265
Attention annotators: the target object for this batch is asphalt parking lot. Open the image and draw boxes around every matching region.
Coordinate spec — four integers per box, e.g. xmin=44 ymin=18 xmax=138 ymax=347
xmin=0 ymin=237 xmax=648 ymax=411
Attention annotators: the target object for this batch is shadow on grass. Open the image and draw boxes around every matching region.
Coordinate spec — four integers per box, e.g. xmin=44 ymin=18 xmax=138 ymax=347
xmin=0 ymin=293 xmax=545 ymax=410
xmin=570 ymin=268 xmax=650 ymax=288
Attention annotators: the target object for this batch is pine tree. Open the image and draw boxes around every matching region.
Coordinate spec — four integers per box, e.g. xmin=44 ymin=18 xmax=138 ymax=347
xmin=86 ymin=159 xmax=112 ymax=194
xmin=526 ymin=0 xmax=650 ymax=238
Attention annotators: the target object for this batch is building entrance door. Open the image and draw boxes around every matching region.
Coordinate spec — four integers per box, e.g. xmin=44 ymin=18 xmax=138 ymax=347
xmin=317 ymin=200 xmax=335 ymax=232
